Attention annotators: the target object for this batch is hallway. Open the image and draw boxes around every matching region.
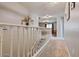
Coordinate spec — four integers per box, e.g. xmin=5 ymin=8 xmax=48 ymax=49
xmin=0 ymin=2 xmax=77 ymax=57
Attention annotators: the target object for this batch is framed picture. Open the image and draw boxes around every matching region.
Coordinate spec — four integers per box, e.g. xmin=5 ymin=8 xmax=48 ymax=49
xmin=64 ymin=2 xmax=70 ymax=21
xmin=71 ymin=2 xmax=75 ymax=10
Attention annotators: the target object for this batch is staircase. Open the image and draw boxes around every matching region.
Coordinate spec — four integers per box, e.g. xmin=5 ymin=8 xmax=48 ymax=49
xmin=0 ymin=23 xmax=70 ymax=57
xmin=0 ymin=23 xmax=48 ymax=57
xmin=34 ymin=39 xmax=70 ymax=57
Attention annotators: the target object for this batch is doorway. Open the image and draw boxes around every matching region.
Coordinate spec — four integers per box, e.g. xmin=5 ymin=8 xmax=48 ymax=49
xmin=46 ymin=22 xmax=57 ymax=37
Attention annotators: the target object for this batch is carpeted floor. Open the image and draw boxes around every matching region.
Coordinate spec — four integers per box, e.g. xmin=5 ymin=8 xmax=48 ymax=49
xmin=36 ymin=40 xmax=70 ymax=57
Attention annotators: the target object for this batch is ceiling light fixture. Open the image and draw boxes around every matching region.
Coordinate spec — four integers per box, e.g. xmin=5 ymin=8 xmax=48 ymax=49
xmin=47 ymin=2 xmax=58 ymax=7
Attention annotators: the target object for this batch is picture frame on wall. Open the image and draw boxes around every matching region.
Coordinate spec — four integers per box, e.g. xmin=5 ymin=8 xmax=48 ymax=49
xmin=71 ymin=2 xmax=75 ymax=10
xmin=64 ymin=2 xmax=70 ymax=21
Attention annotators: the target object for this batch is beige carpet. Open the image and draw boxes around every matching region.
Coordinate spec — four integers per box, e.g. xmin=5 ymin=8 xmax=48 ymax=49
xmin=36 ymin=40 xmax=70 ymax=57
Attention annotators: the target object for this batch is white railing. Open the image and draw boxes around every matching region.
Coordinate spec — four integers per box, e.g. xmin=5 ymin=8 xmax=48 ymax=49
xmin=0 ymin=23 xmax=49 ymax=57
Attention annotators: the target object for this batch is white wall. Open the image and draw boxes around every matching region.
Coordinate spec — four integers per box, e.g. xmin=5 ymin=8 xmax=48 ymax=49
xmin=0 ymin=8 xmax=22 ymax=24
xmin=57 ymin=17 xmax=64 ymax=39
xmin=30 ymin=14 xmax=39 ymax=27
xmin=64 ymin=3 xmax=79 ymax=57
xmin=0 ymin=3 xmax=39 ymax=27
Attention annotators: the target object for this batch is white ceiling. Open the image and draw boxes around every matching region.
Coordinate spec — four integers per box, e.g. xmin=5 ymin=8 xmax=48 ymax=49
xmin=19 ymin=2 xmax=66 ymax=16
xmin=0 ymin=2 xmax=66 ymax=16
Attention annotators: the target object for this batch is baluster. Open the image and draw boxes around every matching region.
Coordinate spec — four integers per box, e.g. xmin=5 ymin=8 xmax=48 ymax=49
xmin=23 ymin=27 xmax=25 ymax=57
xmin=17 ymin=26 xmax=20 ymax=57
xmin=27 ymin=27 xmax=30 ymax=57
xmin=0 ymin=27 xmax=3 ymax=57
xmin=29 ymin=27 xmax=32 ymax=57
xmin=36 ymin=28 xmax=38 ymax=52
xmin=30 ymin=27 xmax=35 ymax=56
xmin=10 ymin=26 xmax=13 ymax=57
xmin=31 ymin=27 xmax=34 ymax=57
xmin=28 ymin=27 xmax=30 ymax=57
xmin=23 ymin=27 xmax=28 ymax=57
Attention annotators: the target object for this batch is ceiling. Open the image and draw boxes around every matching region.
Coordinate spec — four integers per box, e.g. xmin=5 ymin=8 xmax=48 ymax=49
xmin=0 ymin=2 xmax=66 ymax=17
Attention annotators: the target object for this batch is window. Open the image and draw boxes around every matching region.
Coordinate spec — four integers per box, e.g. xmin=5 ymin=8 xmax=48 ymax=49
xmin=46 ymin=24 xmax=52 ymax=28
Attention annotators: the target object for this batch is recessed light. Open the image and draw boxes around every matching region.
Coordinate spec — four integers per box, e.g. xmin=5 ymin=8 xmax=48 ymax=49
xmin=47 ymin=2 xmax=58 ymax=7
